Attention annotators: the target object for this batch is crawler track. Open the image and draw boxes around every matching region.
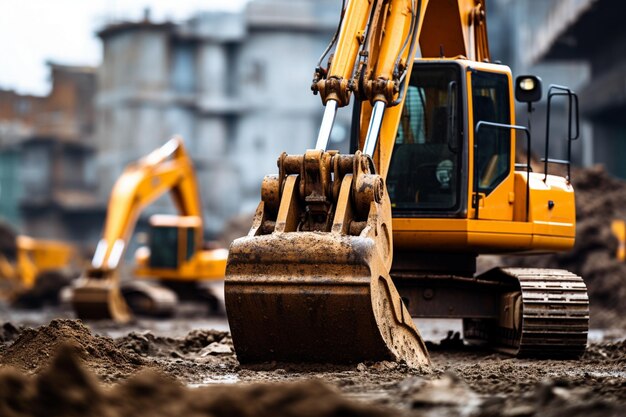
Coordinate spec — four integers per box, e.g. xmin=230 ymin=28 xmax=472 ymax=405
xmin=505 ymin=268 xmax=589 ymax=358
xmin=465 ymin=268 xmax=589 ymax=358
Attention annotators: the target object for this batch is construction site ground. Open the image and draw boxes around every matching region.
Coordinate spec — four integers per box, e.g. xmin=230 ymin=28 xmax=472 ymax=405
xmin=0 ymin=304 xmax=624 ymax=417
xmin=1 ymin=166 xmax=625 ymax=416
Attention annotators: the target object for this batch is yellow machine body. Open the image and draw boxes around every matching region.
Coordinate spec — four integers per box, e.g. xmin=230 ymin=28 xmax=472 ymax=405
xmin=392 ymin=60 xmax=575 ymax=254
xmin=72 ymin=137 xmax=226 ymax=322
xmin=134 ymin=214 xmax=227 ymax=281
xmin=0 ymin=235 xmax=75 ymax=297
xmin=224 ymin=0 xmax=588 ymax=366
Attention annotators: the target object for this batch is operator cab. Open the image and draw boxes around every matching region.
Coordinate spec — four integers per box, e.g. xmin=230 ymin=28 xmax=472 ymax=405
xmin=388 ymin=60 xmax=513 ymax=219
xmin=146 ymin=215 xmax=201 ymax=269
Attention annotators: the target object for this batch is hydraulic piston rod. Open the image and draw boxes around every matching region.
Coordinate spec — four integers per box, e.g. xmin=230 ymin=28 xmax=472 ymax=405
xmin=363 ymin=101 xmax=386 ymax=156
xmin=315 ymin=99 xmax=339 ymax=150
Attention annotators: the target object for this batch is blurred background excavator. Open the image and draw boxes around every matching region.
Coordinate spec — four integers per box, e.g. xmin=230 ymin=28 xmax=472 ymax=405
xmin=0 ymin=226 xmax=77 ymax=307
xmin=71 ymin=137 xmax=227 ymax=322
xmin=610 ymin=219 xmax=625 ymax=262
xmin=225 ymin=0 xmax=589 ymax=368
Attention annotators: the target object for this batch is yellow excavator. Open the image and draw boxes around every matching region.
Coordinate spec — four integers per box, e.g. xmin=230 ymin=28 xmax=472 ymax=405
xmin=611 ymin=219 xmax=625 ymax=261
xmin=71 ymin=137 xmax=227 ymax=322
xmin=0 ymin=230 xmax=76 ymax=305
xmin=225 ymin=0 xmax=589 ymax=367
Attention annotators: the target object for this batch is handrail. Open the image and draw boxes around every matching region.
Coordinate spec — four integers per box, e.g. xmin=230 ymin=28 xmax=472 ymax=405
xmin=543 ymin=84 xmax=579 ymax=182
xmin=474 ymin=121 xmax=531 ymax=222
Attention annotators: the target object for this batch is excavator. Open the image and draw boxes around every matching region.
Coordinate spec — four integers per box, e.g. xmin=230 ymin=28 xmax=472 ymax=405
xmin=225 ymin=0 xmax=589 ymax=368
xmin=0 ymin=229 xmax=76 ymax=305
xmin=611 ymin=219 xmax=625 ymax=261
xmin=71 ymin=137 xmax=227 ymax=322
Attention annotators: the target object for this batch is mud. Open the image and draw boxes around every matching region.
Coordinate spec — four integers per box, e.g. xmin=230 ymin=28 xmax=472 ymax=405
xmin=0 ymin=320 xmax=624 ymax=417
xmin=1 ymin=167 xmax=625 ymax=416
xmin=0 ymin=344 xmax=394 ymax=417
xmin=0 ymin=319 xmax=144 ymax=381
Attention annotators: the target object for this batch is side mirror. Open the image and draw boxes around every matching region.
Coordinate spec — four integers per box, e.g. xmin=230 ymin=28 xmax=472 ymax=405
xmin=515 ymin=75 xmax=542 ymax=104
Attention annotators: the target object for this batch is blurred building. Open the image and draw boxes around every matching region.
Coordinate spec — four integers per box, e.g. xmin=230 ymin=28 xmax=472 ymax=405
xmin=0 ymin=90 xmax=41 ymax=224
xmin=0 ymin=63 xmax=101 ymax=243
xmin=483 ymin=0 xmax=593 ymax=172
xmin=491 ymin=0 xmax=626 ymax=177
xmin=526 ymin=0 xmax=626 ymax=178
xmin=95 ymin=0 xmax=347 ymax=235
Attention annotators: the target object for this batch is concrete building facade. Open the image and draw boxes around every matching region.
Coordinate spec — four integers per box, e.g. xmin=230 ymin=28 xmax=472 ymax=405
xmin=0 ymin=63 xmax=101 ymax=243
xmin=479 ymin=0 xmax=593 ymax=172
xmin=527 ymin=0 xmax=626 ymax=178
xmin=95 ymin=0 xmax=347 ymax=235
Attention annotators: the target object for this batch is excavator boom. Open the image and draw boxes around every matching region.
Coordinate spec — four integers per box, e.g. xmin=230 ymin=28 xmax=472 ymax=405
xmin=72 ymin=137 xmax=206 ymax=322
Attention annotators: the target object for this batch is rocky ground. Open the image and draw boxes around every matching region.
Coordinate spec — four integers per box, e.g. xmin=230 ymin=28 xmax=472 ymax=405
xmin=0 ymin=317 xmax=624 ymax=417
xmin=1 ymin=166 xmax=626 ymax=416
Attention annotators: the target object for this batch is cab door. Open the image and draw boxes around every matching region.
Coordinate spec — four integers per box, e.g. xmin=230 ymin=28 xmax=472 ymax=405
xmin=468 ymin=69 xmax=515 ymax=221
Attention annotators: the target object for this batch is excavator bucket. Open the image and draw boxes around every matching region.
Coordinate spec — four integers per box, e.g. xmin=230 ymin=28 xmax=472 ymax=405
xmin=72 ymin=274 xmax=132 ymax=323
xmin=72 ymin=272 xmax=179 ymax=321
xmin=225 ymin=151 xmax=430 ymax=368
xmin=226 ymin=233 xmax=429 ymax=367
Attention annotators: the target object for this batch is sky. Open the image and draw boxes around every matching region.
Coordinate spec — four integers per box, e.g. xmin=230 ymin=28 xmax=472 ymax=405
xmin=0 ymin=0 xmax=249 ymax=96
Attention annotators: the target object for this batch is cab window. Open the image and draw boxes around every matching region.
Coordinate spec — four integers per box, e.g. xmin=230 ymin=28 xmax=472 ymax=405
xmin=388 ymin=64 xmax=462 ymax=214
xmin=472 ymin=71 xmax=511 ymax=194
xmin=186 ymin=228 xmax=196 ymax=260
xmin=149 ymin=226 xmax=179 ymax=268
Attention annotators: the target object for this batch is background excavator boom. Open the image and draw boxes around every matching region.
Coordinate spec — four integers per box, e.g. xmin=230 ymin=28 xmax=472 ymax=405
xmin=90 ymin=137 xmax=202 ymax=273
xmin=72 ymin=137 xmax=225 ymax=322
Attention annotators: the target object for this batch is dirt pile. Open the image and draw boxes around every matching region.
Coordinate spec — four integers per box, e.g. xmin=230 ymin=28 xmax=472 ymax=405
xmin=0 ymin=345 xmax=394 ymax=417
xmin=0 ymin=322 xmax=21 ymax=344
xmin=114 ymin=329 xmax=238 ymax=382
xmin=429 ymin=347 xmax=626 ymax=406
xmin=2 ymin=345 xmax=623 ymax=417
xmin=583 ymin=339 xmax=626 ymax=364
xmin=116 ymin=328 xmax=232 ymax=358
xmin=474 ymin=378 xmax=623 ymax=417
xmin=0 ymin=322 xmax=624 ymax=417
xmin=503 ymin=165 xmax=626 ymax=328
xmin=0 ymin=319 xmax=143 ymax=381
xmin=394 ymin=371 xmax=623 ymax=417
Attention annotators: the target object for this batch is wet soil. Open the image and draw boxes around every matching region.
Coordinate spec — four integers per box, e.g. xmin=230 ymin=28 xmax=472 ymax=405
xmin=0 ymin=319 xmax=144 ymax=382
xmin=1 ymin=167 xmax=625 ymax=416
xmin=0 ymin=319 xmax=624 ymax=417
